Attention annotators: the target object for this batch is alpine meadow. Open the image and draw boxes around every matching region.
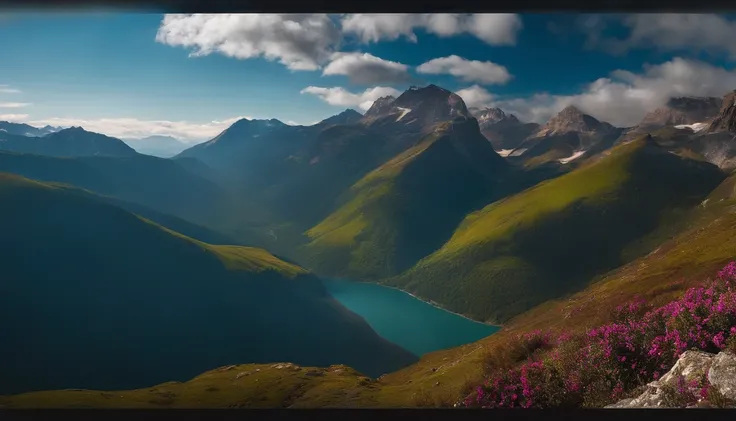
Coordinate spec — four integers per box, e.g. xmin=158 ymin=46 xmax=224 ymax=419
xmin=4 ymin=12 xmax=736 ymax=409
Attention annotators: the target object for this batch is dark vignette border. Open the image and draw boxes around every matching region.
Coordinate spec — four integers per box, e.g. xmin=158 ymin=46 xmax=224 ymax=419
xmin=2 ymin=409 xmax=736 ymax=421
xmin=1 ymin=0 xmax=736 ymax=12
xmin=0 ymin=1 xmax=734 ymax=420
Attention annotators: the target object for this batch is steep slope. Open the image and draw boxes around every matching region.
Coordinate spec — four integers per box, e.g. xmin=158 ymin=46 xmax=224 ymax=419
xmin=387 ymin=137 xmax=725 ymax=324
xmin=360 ymin=85 xmax=471 ymax=147
xmin=0 ymin=127 xmax=137 ymax=157
xmin=301 ymin=117 xmax=510 ymax=280
xmin=123 ymin=135 xmax=190 ymax=158
xmin=512 ymin=106 xmax=623 ymax=167
xmin=0 ymin=174 xmax=417 ymax=395
xmin=7 ymin=171 xmax=736 ymax=410
xmin=176 ymin=85 xmax=478 ymax=235
xmin=472 ymin=107 xmax=539 ymax=152
xmin=705 ymin=91 xmax=736 ymax=134
xmin=0 ymin=151 xmax=245 ymax=232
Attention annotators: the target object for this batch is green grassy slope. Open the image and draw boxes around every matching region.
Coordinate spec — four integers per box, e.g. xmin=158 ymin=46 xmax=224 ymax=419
xmin=386 ymin=137 xmax=726 ymax=324
xmin=0 ymin=174 xmax=417 ymax=396
xmin=5 ymin=170 xmax=736 ymax=409
xmin=300 ymin=118 xmax=511 ymax=280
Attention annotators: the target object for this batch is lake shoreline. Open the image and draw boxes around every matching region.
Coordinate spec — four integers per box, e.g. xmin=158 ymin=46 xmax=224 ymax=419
xmin=326 ymin=278 xmax=502 ymax=328
xmin=379 ymin=283 xmax=503 ymax=328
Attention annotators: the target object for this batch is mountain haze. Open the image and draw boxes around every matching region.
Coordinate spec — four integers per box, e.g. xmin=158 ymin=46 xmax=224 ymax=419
xmin=0 ymin=151 xmax=246 ymax=232
xmin=0 ymin=174 xmax=417 ymax=395
xmin=0 ymin=121 xmax=63 ymax=137
xmin=0 ymin=127 xmax=137 ymax=158
xmin=123 ymin=135 xmax=190 ymax=158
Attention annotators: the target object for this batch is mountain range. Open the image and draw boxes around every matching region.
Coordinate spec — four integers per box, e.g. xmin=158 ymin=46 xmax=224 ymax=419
xmin=0 ymin=121 xmax=63 ymax=137
xmin=2 ymin=82 xmax=736 ymax=407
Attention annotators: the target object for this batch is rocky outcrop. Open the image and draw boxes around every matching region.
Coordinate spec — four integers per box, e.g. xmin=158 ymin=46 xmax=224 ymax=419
xmin=471 ymin=108 xmax=539 ymax=151
xmin=708 ymin=351 xmax=736 ymax=400
xmin=639 ymin=96 xmax=721 ymax=129
xmin=534 ymin=106 xmax=616 ymax=137
xmin=606 ymin=351 xmax=736 ymax=408
xmin=363 ymin=96 xmax=397 ymax=119
xmin=707 ymin=91 xmax=736 ymax=134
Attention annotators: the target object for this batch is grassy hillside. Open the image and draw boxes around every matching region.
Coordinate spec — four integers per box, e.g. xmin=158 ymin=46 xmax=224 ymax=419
xmin=0 ymin=174 xmax=417 ymax=396
xmin=6 ymin=170 xmax=736 ymax=409
xmin=301 ymin=119 xmax=510 ymax=279
xmin=386 ymin=137 xmax=726 ymax=324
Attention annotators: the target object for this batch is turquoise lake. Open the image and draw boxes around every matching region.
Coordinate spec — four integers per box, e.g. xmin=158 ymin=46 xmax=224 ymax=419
xmin=322 ymin=279 xmax=500 ymax=357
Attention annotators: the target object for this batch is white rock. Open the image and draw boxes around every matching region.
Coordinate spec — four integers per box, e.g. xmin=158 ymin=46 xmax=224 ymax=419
xmin=708 ymin=351 xmax=736 ymax=401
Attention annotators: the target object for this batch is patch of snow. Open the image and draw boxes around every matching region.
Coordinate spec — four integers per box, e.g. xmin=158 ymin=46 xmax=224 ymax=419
xmin=674 ymin=122 xmax=709 ymax=133
xmin=509 ymin=148 xmax=528 ymax=157
xmin=559 ymin=150 xmax=586 ymax=164
xmin=396 ymin=107 xmax=412 ymax=122
xmin=496 ymin=149 xmax=515 ymax=157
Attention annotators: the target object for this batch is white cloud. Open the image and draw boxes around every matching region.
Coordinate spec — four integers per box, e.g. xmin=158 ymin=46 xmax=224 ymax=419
xmin=416 ymin=55 xmax=512 ymax=85
xmin=341 ymin=14 xmax=522 ymax=45
xmin=322 ymin=52 xmax=410 ymax=84
xmin=583 ymin=14 xmax=736 ymax=58
xmin=0 ymin=114 xmax=29 ymax=122
xmin=456 ymin=85 xmax=495 ymax=109
xmin=0 ymin=85 xmax=21 ymax=94
xmin=300 ymin=86 xmax=401 ymax=111
xmin=18 ymin=116 xmax=254 ymax=142
xmin=465 ymin=14 xmax=524 ymax=46
xmin=156 ymin=14 xmax=341 ymax=71
xmin=485 ymin=57 xmax=736 ymax=127
xmin=0 ymin=102 xmax=30 ymax=108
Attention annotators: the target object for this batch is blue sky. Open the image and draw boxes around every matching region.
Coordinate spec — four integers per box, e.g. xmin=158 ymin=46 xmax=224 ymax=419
xmin=2 ymin=13 xmax=736 ymax=142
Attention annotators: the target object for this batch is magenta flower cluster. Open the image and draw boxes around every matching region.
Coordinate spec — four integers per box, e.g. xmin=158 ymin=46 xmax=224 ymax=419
xmin=466 ymin=261 xmax=736 ymax=408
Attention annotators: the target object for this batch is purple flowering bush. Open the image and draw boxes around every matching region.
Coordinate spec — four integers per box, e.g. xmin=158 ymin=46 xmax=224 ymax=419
xmin=465 ymin=261 xmax=736 ymax=408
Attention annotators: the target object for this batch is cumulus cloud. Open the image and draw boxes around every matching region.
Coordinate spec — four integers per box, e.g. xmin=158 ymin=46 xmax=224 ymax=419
xmin=18 ymin=116 xmax=255 ymax=142
xmin=155 ymin=14 xmax=341 ymax=71
xmin=0 ymin=114 xmax=29 ymax=122
xmin=582 ymin=14 xmax=736 ymax=59
xmin=341 ymin=14 xmax=522 ymax=45
xmin=300 ymin=86 xmax=401 ymax=111
xmin=417 ymin=55 xmax=512 ymax=85
xmin=0 ymin=102 xmax=30 ymax=108
xmin=486 ymin=57 xmax=736 ymax=127
xmin=456 ymin=85 xmax=495 ymax=109
xmin=0 ymin=85 xmax=21 ymax=94
xmin=322 ymin=52 xmax=411 ymax=84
